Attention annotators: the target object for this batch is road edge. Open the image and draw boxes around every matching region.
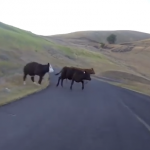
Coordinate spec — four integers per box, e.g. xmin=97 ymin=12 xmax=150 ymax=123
xmin=92 ymin=76 xmax=150 ymax=97
xmin=0 ymin=83 xmax=50 ymax=107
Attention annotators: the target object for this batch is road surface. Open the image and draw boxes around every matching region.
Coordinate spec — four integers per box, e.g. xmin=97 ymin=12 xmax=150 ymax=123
xmin=0 ymin=71 xmax=150 ymax=150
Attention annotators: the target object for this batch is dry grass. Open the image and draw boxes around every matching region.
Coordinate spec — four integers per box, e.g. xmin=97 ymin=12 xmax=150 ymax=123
xmin=101 ymin=42 xmax=150 ymax=79
xmin=96 ymin=39 xmax=150 ymax=96
xmin=0 ymin=73 xmax=50 ymax=106
xmin=47 ymin=30 xmax=150 ymax=44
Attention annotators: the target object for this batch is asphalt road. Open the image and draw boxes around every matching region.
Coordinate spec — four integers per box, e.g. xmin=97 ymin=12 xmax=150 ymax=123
xmin=0 ymin=71 xmax=150 ymax=150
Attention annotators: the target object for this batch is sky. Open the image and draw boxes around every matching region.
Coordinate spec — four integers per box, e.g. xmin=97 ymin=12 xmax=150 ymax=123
xmin=0 ymin=0 xmax=150 ymax=36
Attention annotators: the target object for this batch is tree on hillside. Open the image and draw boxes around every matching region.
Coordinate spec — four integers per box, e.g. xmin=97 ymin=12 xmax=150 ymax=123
xmin=107 ymin=34 xmax=116 ymax=44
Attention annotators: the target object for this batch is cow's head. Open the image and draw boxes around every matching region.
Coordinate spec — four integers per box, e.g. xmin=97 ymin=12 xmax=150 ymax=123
xmin=90 ymin=68 xmax=95 ymax=74
xmin=42 ymin=63 xmax=54 ymax=73
xmin=43 ymin=63 xmax=49 ymax=73
xmin=49 ymin=64 xmax=54 ymax=73
xmin=83 ymin=71 xmax=91 ymax=81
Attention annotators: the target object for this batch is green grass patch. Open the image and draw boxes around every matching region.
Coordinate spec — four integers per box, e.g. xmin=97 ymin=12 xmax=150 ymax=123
xmin=51 ymin=43 xmax=106 ymax=61
xmin=0 ymin=22 xmax=53 ymax=51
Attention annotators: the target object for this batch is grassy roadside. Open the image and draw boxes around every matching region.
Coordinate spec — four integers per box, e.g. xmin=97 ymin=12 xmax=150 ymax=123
xmin=0 ymin=74 xmax=50 ymax=106
xmin=0 ymin=22 xmax=53 ymax=106
xmin=112 ymin=82 xmax=150 ymax=96
xmin=93 ymin=76 xmax=150 ymax=96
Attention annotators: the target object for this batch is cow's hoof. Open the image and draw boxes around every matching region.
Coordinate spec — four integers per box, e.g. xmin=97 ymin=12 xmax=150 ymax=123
xmin=33 ymin=82 xmax=37 ymax=85
xmin=34 ymin=82 xmax=40 ymax=86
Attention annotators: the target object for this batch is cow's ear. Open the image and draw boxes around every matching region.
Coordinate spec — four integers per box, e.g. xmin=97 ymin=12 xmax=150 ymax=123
xmin=47 ymin=63 xmax=50 ymax=66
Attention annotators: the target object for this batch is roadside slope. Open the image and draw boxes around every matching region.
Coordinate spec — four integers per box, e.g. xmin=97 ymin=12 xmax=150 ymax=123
xmin=0 ymin=22 xmax=54 ymax=105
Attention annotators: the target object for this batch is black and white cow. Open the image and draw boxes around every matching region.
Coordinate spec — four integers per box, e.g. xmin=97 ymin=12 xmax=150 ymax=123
xmin=23 ymin=62 xmax=54 ymax=85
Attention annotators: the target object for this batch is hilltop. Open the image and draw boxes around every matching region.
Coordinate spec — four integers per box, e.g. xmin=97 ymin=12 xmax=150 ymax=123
xmin=46 ymin=30 xmax=150 ymax=44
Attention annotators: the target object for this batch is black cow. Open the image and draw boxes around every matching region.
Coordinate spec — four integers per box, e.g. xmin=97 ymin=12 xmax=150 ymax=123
xmin=23 ymin=62 xmax=51 ymax=85
xmin=65 ymin=66 xmax=95 ymax=84
xmin=55 ymin=67 xmax=91 ymax=90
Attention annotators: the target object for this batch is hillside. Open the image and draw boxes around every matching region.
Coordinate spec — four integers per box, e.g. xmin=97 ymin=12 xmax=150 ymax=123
xmin=47 ymin=30 xmax=150 ymax=44
xmin=1 ymin=21 xmax=150 ymax=105
xmin=100 ymin=39 xmax=150 ymax=79
xmin=46 ymin=31 xmax=150 ymax=95
xmin=0 ymin=22 xmax=123 ymax=104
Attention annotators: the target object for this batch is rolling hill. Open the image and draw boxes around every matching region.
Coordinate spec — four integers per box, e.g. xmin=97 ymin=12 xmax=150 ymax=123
xmin=47 ymin=30 xmax=150 ymax=44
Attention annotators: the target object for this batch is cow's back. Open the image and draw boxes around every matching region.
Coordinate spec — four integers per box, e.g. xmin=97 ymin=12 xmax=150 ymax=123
xmin=23 ymin=62 xmax=39 ymax=75
xmin=66 ymin=68 xmax=76 ymax=79
xmin=59 ymin=67 xmax=69 ymax=78
xmin=71 ymin=67 xmax=95 ymax=74
xmin=60 ymin=67 xmax=76 ymax=79
xmin=67 ymin=68 xmax=85 ymax=81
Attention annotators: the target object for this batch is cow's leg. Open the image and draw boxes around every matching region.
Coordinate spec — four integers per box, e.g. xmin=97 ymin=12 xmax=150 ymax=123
xmin=61 ymin=78 xmax=64 ymax=87
xmin=31 ymin=76 xmax=35 ymax=83
xmin=23 ymin=73 xmax=27 ymax=85
xmin=31 ymin=76 xmax=38 ymax=85
xmin=56 ymin=76 xmax=61 ymax=87
xmin=81 ymin=80 xmax=84 ymax=90
xmin=85 ymin=81 xmax=88 ymax=84
xmin=38 ymin=75 xmax=43 ymax=85
xmin=70 ymin=80 xmax=74 ymax=90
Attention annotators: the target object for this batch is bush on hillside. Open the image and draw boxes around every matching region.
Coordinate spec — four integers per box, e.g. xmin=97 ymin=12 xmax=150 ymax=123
xmin=107 ymin=34 xmax=116 ymax=44
xmin=100 ymin=42 xmax=105 ymax=48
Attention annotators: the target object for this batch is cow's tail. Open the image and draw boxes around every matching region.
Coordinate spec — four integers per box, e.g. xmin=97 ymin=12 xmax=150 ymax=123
xmin=55 ymin=69 xmax=62 ymax=76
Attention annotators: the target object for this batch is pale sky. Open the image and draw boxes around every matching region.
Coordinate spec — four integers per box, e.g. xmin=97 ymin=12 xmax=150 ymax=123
xmin=0 ymin=0 xmax=150 ymax=35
